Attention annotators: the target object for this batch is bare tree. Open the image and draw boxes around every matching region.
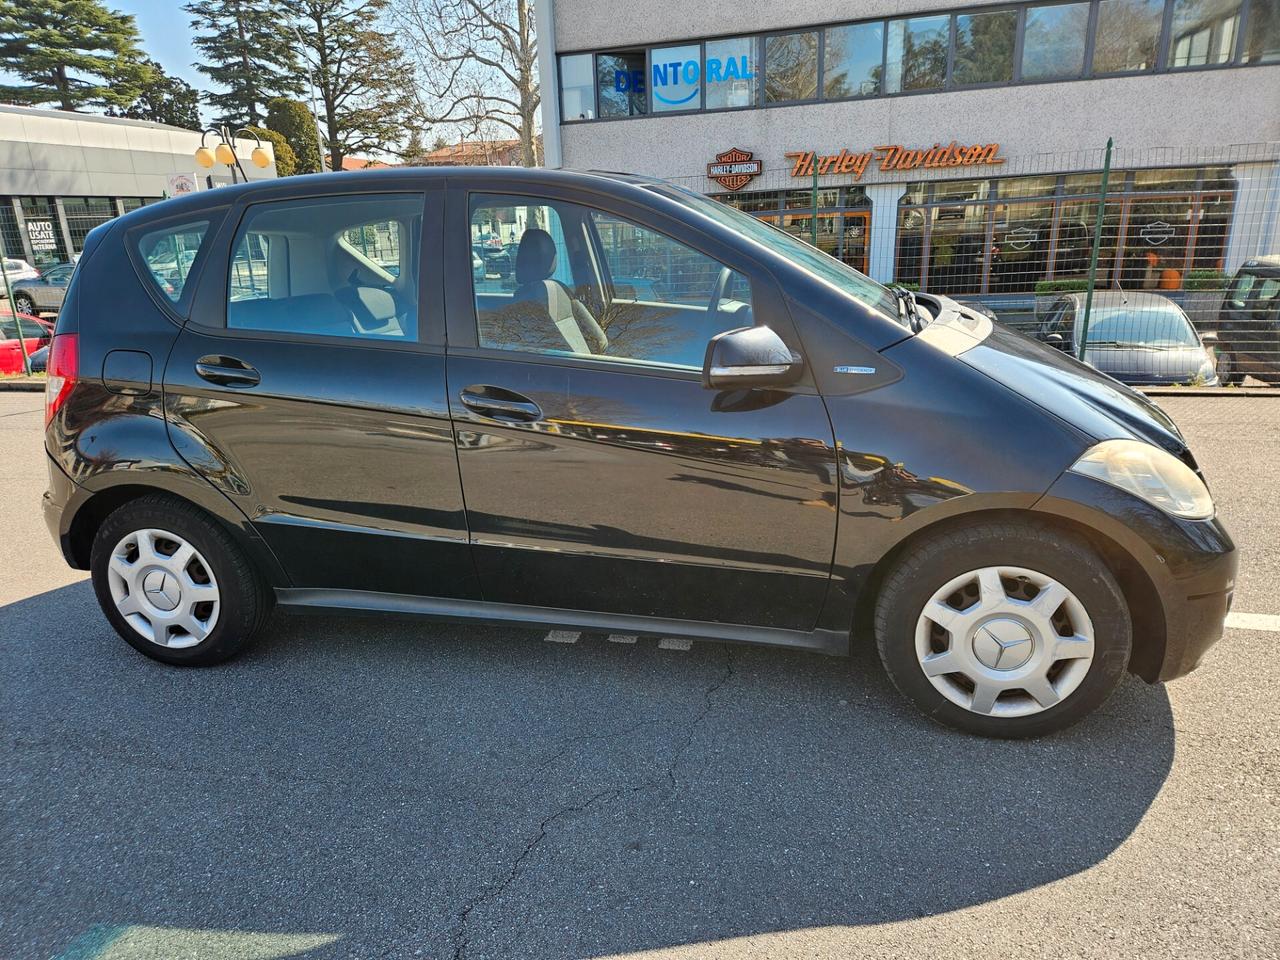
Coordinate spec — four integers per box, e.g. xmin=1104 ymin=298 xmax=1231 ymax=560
xmin=392 ymin=0 xmax=540 ymax=166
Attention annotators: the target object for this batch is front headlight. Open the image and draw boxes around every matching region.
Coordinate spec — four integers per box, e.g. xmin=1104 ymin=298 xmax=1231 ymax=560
xmin=1069 ymin=439 xmax=1214 ymax=519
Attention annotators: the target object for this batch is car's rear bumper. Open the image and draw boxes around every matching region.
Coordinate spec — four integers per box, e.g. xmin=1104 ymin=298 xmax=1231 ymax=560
xmin=1034 ymin=471 xmax=1236 ymax=683
xmin=43 ymin=449 xmax=87 ymax=568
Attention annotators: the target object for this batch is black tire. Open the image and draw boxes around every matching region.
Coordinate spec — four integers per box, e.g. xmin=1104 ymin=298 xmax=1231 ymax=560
xmin=1215 ymin=348 xmax=1243 ymax=386
xmin=13 ymin=293 xmax=35 ymax=315
xmin=874 ymin=520 xmax=1131 ymax=738
xmin=90 ymin=494 xmax=271 ymax=666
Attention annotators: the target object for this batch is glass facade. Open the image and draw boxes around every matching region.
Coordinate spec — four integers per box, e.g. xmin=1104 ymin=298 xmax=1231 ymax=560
xmin=1 ymin=196 xmax=160 ymax=269
xmin=559 ymin=0 xmax=1276 ymax=123
xmin=893 ymin=166 xmax=1235 ymax=295
xmin=708 ymin=186 xmax=872 ymax=272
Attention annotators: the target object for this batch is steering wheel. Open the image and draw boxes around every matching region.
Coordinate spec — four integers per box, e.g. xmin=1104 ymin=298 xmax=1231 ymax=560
xmin=707 ymin=266 xmax=732 ymax=315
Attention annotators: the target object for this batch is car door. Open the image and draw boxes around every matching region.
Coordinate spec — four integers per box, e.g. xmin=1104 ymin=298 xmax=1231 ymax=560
xmin=443 ymin=180 xmax=838 ymax=632
xmin=37 ymin=264 xmax=73 ymax=309
xmin=162 ymin=184 xmax=480 ymax=600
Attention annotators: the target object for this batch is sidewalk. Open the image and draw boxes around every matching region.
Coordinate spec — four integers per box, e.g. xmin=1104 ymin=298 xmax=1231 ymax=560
xmin=0 ymin=377 xmax=43 ymax=391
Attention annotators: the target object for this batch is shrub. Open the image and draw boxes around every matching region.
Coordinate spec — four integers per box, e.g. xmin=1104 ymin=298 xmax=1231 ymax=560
xmin=1184 ymin=268 xmax=1229 ymax=292
xmin=1034 ymin=279 xmax=1091 ymax=296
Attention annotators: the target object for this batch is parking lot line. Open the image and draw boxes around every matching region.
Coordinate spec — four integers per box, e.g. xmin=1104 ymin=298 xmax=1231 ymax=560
xmin=608 ymin=634 xmax=638 ymax=644
xmin=1225 ymin=612 xmax=1280 ymax=632
xmin=658 ymin=638 xmax=693 ymax=651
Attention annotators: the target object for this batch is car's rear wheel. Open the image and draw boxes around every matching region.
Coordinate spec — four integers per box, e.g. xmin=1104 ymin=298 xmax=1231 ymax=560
xmin=13 ymin=293 xmax=35 ymax=315
xmin=874 ymin=521 xmax=1131 ymax=738
xmin=90 ymin=495 xmax=271 ymax=666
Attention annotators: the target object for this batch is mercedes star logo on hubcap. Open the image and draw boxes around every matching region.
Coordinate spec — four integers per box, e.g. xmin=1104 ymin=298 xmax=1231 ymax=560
xmin=972 ymin=618 xmax=1034 ymax=671
xmin=142 ymin=570 xmax=180 ymax=611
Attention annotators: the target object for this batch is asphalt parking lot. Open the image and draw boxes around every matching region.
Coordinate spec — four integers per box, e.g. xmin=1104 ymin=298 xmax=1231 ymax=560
xmin=2 ymin=391 xmax=1277 ymax=960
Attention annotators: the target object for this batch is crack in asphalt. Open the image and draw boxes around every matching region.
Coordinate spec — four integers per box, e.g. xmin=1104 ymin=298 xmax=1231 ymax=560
xmin=450 ymin=644 xmax=736 ymax=960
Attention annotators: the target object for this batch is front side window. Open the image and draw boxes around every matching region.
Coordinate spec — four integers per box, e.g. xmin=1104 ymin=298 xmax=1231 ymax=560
xmin=824 ymin=22 xmax=885 ymax=97
xmin=137 ymin=220 xmax=209 ymax=303
xmin=1022 ymin=2 xmax=1091 ymax=79
xmin=704 ymin=36 xmax=760 ymax=108
xmin=764 ymin=31 xmax=820 ymax=102
xmin=1093 ymin=0 xmax=1165 ymax=73
xmin=469 ymin=193 xmax=754 ymax=371
xmin=597 ymin=50 xmax=647 ymax=117
xmin=886 ymin=15 xmax=951 ymax=92
xmin=560 ymin=53 xmax=595 ymax=120
xmin=226 ymin=193 xmax=421 ymax=340
xmin=651 ymin=43 xmax=701 ymax=111
xmin=954 ymin=9 xmax=1018 ymax=85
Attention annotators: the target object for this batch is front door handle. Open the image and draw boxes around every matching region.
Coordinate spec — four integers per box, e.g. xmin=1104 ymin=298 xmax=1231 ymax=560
xmin=459 ymin=386 xmax=542 ymax=421
xmin=195 ymin=355 xmax=260 ymax=387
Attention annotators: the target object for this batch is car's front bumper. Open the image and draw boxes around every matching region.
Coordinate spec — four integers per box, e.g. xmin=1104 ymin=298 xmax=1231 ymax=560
xmin=1034 ymin=470 xmax=1236 ymax=682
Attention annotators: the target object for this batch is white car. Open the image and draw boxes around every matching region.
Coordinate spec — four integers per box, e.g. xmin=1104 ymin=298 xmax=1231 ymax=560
xmin=3 ymin=258 xmax=40 ymax=283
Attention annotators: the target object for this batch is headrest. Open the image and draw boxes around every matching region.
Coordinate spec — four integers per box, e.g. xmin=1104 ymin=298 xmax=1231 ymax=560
xmin=516 ymin=229 xmax=557 ymax=285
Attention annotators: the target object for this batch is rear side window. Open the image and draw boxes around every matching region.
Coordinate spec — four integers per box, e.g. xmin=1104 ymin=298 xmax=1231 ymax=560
xmin=226 ymin=193 xmax=422 ymax=341
xmin=137 ymin=221 xmax=209 ymax=302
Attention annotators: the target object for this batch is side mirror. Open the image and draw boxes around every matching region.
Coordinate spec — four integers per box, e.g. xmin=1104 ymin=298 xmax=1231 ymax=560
xmin=1199 ymin=330 xmax=1219 ymax=344
xmin=703 ymin=325 xmax=803 ymax=390
xmin=1045 ymin=332 xmax=1073 ymax=354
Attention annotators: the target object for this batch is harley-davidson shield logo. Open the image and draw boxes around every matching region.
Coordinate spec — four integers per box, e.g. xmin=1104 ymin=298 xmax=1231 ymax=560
xmin=707 ymin=148 xmax=763 ymax=191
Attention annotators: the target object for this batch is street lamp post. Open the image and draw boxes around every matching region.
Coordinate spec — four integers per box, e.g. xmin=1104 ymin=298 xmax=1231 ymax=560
xmin=194 ymin=126 xmax=273 ymax=184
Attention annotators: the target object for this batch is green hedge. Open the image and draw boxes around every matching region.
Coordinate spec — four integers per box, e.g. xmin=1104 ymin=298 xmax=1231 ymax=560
xmin=1034 ymin=279 xmax=1091 ymax=296
xmin=1183 ymin=268 xmax=1230 ymax=292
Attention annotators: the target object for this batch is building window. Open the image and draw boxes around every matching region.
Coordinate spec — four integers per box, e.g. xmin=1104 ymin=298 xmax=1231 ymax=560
xmin=1169 ymin=0 xmax=1241 ymax=66
xmin=953 ymin=9 xmax=1019 ymax=85
xmin=15 ymin=197 xmax=68 ymax=267
xmin=560 ymin=53 xmax=595 ymax=120
xmin=823 ymin=22 xmax=885 ymax=97
xmin=1021 ymin=2 xmax=1091 ymax=79
xmin=62 ymin=197 xmax=116 ymax=253
xmin=1093 ymin=0 xmax=1165 ymax=72
xmin=764 ymin=32 xmax=820 ymax=102
xmin=1243 ymin=0 xmax=1280 ymax=62
xmin=651 ymin=44 xmax=702 ymax=111
xmin=704 ymin=36 xmax=760 ymax=108
xmin=596 ymin=50 xmax=647 ymax=118
xmin=886 ymin=15 xmax=951 ymax=93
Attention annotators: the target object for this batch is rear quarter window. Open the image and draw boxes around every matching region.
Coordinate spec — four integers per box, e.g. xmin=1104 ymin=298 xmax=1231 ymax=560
xmin=137 ymin=221 xmax=210 ymax=303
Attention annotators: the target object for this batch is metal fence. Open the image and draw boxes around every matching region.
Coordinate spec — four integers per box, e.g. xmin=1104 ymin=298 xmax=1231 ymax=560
xmin=666 ymin=141 xmax=1280 ymax=387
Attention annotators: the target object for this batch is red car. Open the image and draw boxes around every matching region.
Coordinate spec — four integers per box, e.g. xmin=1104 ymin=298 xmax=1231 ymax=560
xmin=0 ymin=312 xmax=52 ymax=375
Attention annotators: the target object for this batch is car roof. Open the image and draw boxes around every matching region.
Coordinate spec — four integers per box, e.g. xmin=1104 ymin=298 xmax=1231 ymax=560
xmin=1064 ymin=290 xmax=1181 ymax=310
xmin=115 ymin=167 xmax=668 ymax=227
xmin=1239 ymin=255 xmax=1280 ymax=272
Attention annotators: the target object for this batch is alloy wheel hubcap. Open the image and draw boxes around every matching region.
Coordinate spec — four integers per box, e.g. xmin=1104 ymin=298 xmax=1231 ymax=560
xmin=106 ymin=528 xmax=220 ymax=648
xmin=914 ymin=565 xmax=1095 ymax=718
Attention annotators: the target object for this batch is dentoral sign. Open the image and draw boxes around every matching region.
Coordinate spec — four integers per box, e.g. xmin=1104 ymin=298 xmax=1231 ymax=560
xmin=786 ymin=143 xmax=1005 ymax=179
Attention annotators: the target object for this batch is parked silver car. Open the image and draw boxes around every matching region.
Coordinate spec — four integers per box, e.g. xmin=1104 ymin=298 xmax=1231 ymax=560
xmin=1037 ymin=291 xmax=1218 ymax=386
xmin=7 ymin=262 xmax=75 ymax=315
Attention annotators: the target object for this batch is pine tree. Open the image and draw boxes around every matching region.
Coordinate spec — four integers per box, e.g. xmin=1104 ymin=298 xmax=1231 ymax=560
xmin=0 ymin=0 xmax=152 ymax=111
xmin=399 ymin=128 xmax=430 ymax=166
xmin=186 ymin=0 xmax=302 ymax=128
xmin=286 ymin=0 xmax=415 ymax=171
xmin=108 ymin=59 xmax=202 ymax=129
xmin=265 ymin=97 xmax=324 ymax=173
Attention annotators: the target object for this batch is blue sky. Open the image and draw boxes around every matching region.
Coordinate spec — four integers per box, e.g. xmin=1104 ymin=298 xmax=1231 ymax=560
xmin=116 ymin=0 xmax=205 ymax=88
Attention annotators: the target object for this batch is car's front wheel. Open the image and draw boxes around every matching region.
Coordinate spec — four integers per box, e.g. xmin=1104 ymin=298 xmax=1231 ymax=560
xmin=13 ymin=293 xmax=35 ymax=315
xmin=90 ymin=494 xmax=271 ymax=666
xmin=1215 ymin=347 xmax=1243 ymax=385
xmin=874 ymin=521 xmax=1131 ymax=738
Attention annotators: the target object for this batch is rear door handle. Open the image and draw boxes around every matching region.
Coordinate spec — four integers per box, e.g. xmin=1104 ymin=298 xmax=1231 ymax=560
xmin=195 ymin=355 xmax=260 ymax=387
xmin=459 ymin=386 xmax=542 ymax=421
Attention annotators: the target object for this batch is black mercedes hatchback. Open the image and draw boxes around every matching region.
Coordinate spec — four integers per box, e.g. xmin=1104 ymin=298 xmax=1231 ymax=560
xmin=43 ymin=168 xmax=1236 ymax=738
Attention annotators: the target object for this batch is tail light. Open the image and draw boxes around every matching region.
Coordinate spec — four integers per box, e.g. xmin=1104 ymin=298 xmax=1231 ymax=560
xmin=45 ymin=334 xmax=78 ymax=426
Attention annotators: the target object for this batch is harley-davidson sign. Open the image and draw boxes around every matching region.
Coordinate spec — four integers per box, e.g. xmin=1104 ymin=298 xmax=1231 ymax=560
xmin=707 ymin=147 xmax=763 ymax=191
xmin=786 ymin=142 xmax=1005 ymax=179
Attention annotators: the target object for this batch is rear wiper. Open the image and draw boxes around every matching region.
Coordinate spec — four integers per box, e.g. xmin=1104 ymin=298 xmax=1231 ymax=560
xmin=889 ymin=285 xmax=924 ymax=332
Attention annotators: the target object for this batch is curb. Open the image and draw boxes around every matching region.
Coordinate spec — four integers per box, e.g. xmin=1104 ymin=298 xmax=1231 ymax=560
xmin=0 ymin=378 xmax=44 ymax=392
xmin=1139 ymin=387 xmax=1280 ymax=397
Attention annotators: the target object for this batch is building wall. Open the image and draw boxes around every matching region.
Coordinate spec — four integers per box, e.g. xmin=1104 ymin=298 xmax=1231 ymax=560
xmin=0 ymin=106 xmax=276 ymax=198
xmin=560 ymin=67 xmax=1279 ymax=177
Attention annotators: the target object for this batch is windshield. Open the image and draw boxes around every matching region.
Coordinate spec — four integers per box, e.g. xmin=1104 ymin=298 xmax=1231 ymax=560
xmin=1082 ymin=306 xmax=1198 ymax=347
xmin=652 ymin=182 xmax=901 ymax=324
